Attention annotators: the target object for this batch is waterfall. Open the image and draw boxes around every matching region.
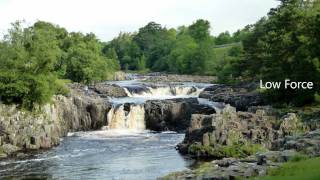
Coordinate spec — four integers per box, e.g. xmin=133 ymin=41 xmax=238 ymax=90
xmin=107 ymin=104 xmax=145 ymax=130
xmin=106 ymin=81 xmax=216 ymax=132
xmin=124 ymin=86 xmax=205 ymax=98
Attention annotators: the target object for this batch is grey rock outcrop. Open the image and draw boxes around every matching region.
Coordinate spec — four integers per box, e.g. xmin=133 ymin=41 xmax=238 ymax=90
xmin=162 ymin=149 xmax=304 ymax=180
xmin=142 ymin=73 xmax=217 ymax=83
xmin=144 ymin=98 xmax=215 ymax=132
xmin=177 ymin=105 xmax=300 ymax=158
xmin=91 ymin=83 xmax=127 ymax=97
xmin=161 ymin=157 xmax=272 ymax=180
xmin=271 ymin=129 xmax=320 ymax=156
xmin=0 ymin=88 xmax=111 ymax=157
xmin=199 ymin=84 xmax=264 ymax=111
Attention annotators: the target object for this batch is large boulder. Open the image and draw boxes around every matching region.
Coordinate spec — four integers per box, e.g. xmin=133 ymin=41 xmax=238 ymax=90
xmin=54 ymin=89 xmax=112 ymax=132
xmin=199 ymin=84 xmax=264 ymax=111
xmin=91 ymin=83 xmax=127 ymax=97
xmin=144 ymin=98 xmax=215 ymax=132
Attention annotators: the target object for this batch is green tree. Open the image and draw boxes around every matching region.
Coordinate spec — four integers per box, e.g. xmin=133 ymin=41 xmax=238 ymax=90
xmin=133 ymin=22 xmax=176 ymax=71
xmin=187 ymin=20 xmax=214 ymax=74
xmin=188 ymin=19 xmax=211 ymax=43
xmin=106 ymin=32 xmax=141 ymax=70
xmin=136 ymin=55 xmax=147 ymax=71
xmin=215 ymin=31 xmax=232 ymax=45
xmin=241 ymin=0 xmax=320 ymax=106
xmin=65 ymin=33 xmax=117 ymax=84
xmin=0 ymin=21 xmax=61 ymax=108
xmin=168 ymin=34 xmax=198 ymax=73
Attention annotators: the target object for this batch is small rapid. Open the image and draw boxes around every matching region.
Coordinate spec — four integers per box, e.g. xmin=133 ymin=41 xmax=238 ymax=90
xmin=105 ymin=80 xmax=216 ymax=132
xmin=124 ymin=86 xmax=203 ymax=97
xmin=0 ymin=76 xmax=222 ymax=179
xmin=107 ymin=104 xmax=145 ymax=130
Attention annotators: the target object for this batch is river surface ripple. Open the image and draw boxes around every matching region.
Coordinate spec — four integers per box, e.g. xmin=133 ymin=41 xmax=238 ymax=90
xmin=0 ymin=131 xmax=193 ymax=180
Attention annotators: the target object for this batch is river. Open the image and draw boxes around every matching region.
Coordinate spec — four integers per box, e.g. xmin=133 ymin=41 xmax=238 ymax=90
xmin=0 ymin=78 xmax=219 ymax=179
xmin=0 ymin=131 xmax=193 ymax=179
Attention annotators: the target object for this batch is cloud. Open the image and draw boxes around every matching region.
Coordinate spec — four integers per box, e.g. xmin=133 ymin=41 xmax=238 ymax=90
xmin=0 ymin=0 xmax=279 ymax=41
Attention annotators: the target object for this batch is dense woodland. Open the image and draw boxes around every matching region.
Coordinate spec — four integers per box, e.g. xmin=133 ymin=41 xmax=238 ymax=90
xmin=0 ymin=0 xmax=319 ymax=108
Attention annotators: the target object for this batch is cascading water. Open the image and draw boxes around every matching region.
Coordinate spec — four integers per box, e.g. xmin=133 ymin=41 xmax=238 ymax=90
xmin=1 ymin=76 xmax=223 ymax=179
xmin=123 ymin=85 xmax=205 ymax=98
xmin=107 ymin=104 xmax=145 ymax=130
xmin=106 ymin=80 xmax=221 ymax=131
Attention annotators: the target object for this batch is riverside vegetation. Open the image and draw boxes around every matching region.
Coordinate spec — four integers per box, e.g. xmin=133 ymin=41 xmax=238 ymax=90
xmin=1 ymin=0 xmax=319 ymax=109
xmin=0 ymin=0 xmax=319 ymax=179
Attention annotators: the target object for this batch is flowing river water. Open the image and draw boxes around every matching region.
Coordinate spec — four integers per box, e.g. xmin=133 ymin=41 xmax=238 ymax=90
xmin=0 ymin=78 xmax=221 ymax=179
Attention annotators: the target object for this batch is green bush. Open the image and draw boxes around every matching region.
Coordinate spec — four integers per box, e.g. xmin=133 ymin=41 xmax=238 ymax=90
xmin=54 ymin=79 xmax=70 ymax=96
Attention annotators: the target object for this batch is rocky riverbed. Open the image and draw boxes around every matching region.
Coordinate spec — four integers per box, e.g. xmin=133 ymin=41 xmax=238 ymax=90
xmin=0 ymin=76 xmax=218 ymax=159
xmin=0 ymin=74 xmax=319 ymax=179
xmin=0 ymin=84 xmax=112 ymax=158
xmin=161 ymin=82 xmax=320 ymax=180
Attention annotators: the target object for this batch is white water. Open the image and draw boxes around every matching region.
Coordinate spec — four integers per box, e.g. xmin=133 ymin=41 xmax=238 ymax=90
xmin=105 ymin=80 xmax=222 ymax=132
xmin=197 ymin=98 xmax=225 ymax=113
xmin=107 ymin=104 xmax=145 ymax=130
xmin=0 ymin=78 xmax=222 ymax=179
xmin=124 ymin=86 xmax=204 ymax=98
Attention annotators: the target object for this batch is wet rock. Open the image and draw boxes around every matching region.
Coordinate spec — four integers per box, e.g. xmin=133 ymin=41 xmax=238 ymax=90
xmin=91 ymin=83 xmax=127 ymax=97
xmin=16 ymin=152 xmax=27 ymax=158
xmin=144 ymin=98 xmax=215 ymax=132
xmin=199 ymin=84 xmax=264 ymax=111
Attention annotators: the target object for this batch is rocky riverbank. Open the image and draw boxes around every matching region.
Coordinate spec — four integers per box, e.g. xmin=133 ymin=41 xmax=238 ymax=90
xmin=161 ymin=83 xmax=320 ymax=179
xmin=0 ymin=80 xmax=218 ymax=158
xmin=163 ymin=129 xmax=320 ymax=180
xmin=199 ymin=83 xmax=265 ymax=111
xmin=177 ymin=105 xmax=300 ymax=158
xmin=0 ymin=84 xmax=111 ymax=158
xmin=0 ymin=75 xmax=318 ymax=180
xmin=127 ymin=73 xmax=217 ymax=83
xmin=144 ymin=98 xmax=215 ymax=132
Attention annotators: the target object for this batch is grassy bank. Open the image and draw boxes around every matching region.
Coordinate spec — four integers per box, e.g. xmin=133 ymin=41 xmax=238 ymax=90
xmin=257 ymin=157 xmax=320 ymax=180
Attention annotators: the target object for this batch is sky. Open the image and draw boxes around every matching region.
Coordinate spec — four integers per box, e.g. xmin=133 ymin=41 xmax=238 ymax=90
xmin=0 ymin=0 xmax=280 ymax=41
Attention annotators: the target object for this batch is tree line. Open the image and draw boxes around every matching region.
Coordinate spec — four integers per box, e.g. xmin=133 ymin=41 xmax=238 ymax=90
xmin=219 ymin=0 xmax=320 ymax=106
xmin=0 ymin=0 xmax=319 ymax=108
xmin=0 ymin=21 xmax=119 ymax=108
xmin=103 ymin=20 xmax=246 ymax=74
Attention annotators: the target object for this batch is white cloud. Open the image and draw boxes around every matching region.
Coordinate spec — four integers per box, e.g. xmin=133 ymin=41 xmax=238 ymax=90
xmin=0 ymin=0 xmax=279 ymax=41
